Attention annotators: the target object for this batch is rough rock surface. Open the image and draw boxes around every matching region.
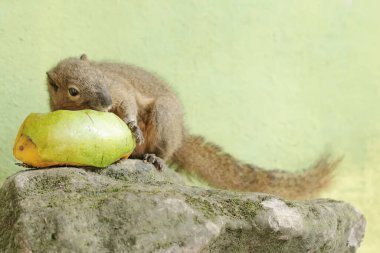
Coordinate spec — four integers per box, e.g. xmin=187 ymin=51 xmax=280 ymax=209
xmin=0 ymin=160 xmax=366 ymax=253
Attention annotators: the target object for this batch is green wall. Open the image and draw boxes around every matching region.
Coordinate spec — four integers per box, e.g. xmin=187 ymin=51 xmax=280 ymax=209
xmin=0 ymin=1 xmax=378 ymax=251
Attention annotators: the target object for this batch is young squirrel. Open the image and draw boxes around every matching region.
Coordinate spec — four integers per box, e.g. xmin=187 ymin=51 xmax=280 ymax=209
xmin=46 ymin=54 xmax=341 ymax=200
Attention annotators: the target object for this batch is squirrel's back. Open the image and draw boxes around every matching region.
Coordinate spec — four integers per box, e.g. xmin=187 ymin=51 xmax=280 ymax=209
xmin=95 ymin=62 xmax=176 ymax=97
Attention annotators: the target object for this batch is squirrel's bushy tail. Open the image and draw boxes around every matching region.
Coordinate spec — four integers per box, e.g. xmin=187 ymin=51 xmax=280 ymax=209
xmin=171 ymin=135 xmax=342 ymax=200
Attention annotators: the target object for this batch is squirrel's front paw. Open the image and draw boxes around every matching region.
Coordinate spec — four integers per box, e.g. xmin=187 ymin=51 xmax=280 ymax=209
xmin=133 ymin=128 xmax=145 ymax=145
xmin=126 ymin=121 xmax=144 ymax=145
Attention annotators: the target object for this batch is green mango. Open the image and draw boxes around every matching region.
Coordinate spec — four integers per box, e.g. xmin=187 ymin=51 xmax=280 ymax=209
xmin=13 ymin=110 xmax=135 ymax=168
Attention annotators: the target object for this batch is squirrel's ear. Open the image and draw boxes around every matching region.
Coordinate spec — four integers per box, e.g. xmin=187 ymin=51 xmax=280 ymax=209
xmin=80 ymin=54 xmax=88 ymax=61
xmin=46 ymin=72 xmax=59 ymax=92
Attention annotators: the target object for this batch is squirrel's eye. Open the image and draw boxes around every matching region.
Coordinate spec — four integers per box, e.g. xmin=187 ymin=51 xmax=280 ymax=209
xmin=68 ymin=87 xmax=79 ymax=97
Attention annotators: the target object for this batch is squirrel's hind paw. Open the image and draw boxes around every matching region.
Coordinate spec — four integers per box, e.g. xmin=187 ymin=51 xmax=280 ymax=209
xmin=143 ymin=153 xmax=166 ymax=171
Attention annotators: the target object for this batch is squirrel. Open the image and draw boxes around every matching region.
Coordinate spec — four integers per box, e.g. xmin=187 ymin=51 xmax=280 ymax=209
xmin=46 ymin=54 xmax=342 ymax=200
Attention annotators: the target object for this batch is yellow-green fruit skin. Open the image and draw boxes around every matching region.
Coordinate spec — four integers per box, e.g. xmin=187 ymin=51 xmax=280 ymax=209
xmin=13 ymin=110 xmax=135 ymax=168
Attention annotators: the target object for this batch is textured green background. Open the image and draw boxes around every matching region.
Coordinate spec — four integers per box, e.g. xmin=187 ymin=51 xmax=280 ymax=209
xmin=0 ymin=1 xmax=378 ymax=251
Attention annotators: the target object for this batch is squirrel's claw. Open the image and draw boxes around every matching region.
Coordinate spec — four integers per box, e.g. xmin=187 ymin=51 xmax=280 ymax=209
xmin=126 ymin=120 xmax=145 ymax=145
xmin=143 ymin=153 xmax=166 ymax=171
xmin=132 ymin=127 xmax=144 ymax=145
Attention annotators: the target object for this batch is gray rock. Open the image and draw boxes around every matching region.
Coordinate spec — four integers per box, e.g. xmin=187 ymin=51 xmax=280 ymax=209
xmin=0 ymin=160 xmax=366 ymax=253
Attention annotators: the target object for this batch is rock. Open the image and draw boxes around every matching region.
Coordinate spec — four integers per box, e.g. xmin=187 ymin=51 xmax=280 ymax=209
xmin=0 ymin=160 xmax=366 ymax=253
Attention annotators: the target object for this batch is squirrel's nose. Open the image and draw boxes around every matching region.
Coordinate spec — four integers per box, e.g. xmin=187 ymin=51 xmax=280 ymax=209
xmin=96 ymin=91 xmax=112 ymax=107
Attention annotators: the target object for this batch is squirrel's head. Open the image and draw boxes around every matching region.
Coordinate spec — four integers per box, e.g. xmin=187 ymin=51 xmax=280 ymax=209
xmin=46 ymin=54 xmax=113 ymax=112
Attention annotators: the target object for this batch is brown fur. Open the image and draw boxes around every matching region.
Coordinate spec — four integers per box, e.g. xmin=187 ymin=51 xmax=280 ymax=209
xmin=47 ymin=54 xmax=342 ymax=199
xmin=171 ymin=135 xmax=342 ymax=200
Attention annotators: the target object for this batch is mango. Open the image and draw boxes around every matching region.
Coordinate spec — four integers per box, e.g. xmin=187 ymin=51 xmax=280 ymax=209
xmin=13 ymin=110 xmax=135 ymax=168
